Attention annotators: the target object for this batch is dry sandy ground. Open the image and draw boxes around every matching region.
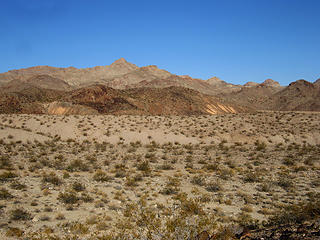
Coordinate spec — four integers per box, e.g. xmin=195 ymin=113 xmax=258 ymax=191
xmin=0 ymin=111 xmax=319 ymax=239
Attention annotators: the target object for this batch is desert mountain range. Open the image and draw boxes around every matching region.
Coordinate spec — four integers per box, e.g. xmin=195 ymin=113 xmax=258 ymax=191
xmin=0 ymin=58 xmax=319 ymax=114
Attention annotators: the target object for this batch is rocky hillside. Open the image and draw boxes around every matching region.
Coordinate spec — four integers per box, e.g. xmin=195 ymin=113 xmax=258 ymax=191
xmin=220 ymin=79 xmax=320 ymax=111
xmin=218 ymin=79 xmax=284 ymax=110
xmin=0 ymin=83 xmax=248 ymax=115
xmin=268 ymin=79 xmax=320 ymax=111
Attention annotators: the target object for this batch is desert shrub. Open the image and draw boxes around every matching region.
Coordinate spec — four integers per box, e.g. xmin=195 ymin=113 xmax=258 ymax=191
xmin=241 ymin=205 xmax=253 ymax=213
xmin=93 ymin=170 xmax=113 ymax=182
xmin=81 ymin=193 xmax=93 ymax=202
xmin=5 ymin=228 xmax=24 ymax=237
xmin=191 ymin=175 xmax=205 ymax=186
xmin=125 ymin=177 xmax=138 ymax=187
xmin=236 ymin=211 xmax=256 ymax=227
xmin=179 ymin=197 xmax=204 ymax=216
xmin=257 ymin=181 xmax=274 ymax=192
xmin=218 ymin=167 xmax=234 ymax=180
xmin=42 ymin=172 xmax=63 ymax=186
xmin=204 ymin=163 xmax=219 ymax=172
xmin=160 ymin=185 xmax=179 ymax=195
xmin=86 ymin=154 xmax=97 ymax=163
xmin=137 ymin=161 xmax=151 ymax=172
xmin=69 ymin=222 xmax=89 ymax=235
xmin=311 ymin=178 xmax=320 ymax=187
xmin=58 ymin=191 xmax=79 ymax=204
xmin=119 ymin=198 xmax=217 ymax=240
xmin=114 ymin=170 xmax=126 ymax=178
xmin=269 ymin=199 xmax=320 ymax=225
xmin=282 ymin=157 xmax=296 ymax=166
xmin=243 ymin=171 xmax=261 ymax=183
xmin=158 ymin=162 xmax=174 ymax=170
xmin=160 ymin=177 xmax=180 ymax=195
xmin=72 ymin=182 xmax=86 ymax=192
xmin=66 ymin=159 xmax=89 ymax=172
xmin=10 ymin=208 xmax=31 ymax=221
xmin=0 ymin=171 xmax=18 ymax=182
xmin=277 ymin=177 xmax=293 ymax=190
xmin=0 ymin=155 xmax=13 ymax=170
xmin=39 ymin=215 xmax=50 ymax=221
xmin=255 ymin=141 xmax=266 ymax=151
xmin=205 ymin=181 xmax=223 ymax=192
xmin=55 ymin=213 xmax=65 ymax=220
xmin=304 ymin=156 xmax=315 ymax=166
xmin=0 ymin=188 xmax=13 ymax=199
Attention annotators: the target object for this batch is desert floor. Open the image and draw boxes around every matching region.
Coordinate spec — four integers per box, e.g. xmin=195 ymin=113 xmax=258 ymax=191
xmin=0 ymin=111 xmax=319 ymax=239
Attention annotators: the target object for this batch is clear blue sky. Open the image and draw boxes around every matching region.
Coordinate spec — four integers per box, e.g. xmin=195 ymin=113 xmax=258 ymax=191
xmin=1 ymin=0 xmax=319 ymax=85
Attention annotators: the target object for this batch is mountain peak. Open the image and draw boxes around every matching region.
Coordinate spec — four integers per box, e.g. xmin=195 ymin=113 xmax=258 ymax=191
xmin=260 ymin=79 xmax=280 ymax=87
xmin=207 ymin=77 xmax=225 ymax=86
xmin=289 ymin=79 xmax=314 ymax=87
xmin=109 ymin=58 xmax=138 ymax=72
xmin=244 ymin=81 xmax=259 ymax=87
xmin=113 ymin=58 xmax=128 ymax=64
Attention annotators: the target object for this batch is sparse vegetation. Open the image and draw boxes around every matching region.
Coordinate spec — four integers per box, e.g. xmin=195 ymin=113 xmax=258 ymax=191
xmin=0 ymin=112 xmax=319 ymax=239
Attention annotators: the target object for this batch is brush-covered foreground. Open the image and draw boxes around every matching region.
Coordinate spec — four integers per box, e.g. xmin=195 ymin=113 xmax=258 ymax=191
xmin=0 ymin=111 xmax=319 ymax=239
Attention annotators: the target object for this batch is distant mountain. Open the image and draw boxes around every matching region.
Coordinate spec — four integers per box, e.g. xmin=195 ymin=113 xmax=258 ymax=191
xmin=206 ymin=76 xmax=241 ymax=93
xmin=244 ymin=81 xmax=259 ymax=87
xmin=219 ymin=79 xmax=284 ymax=110
xmin=0 ymin=59 xmax=241 ymax=96
xmin=1 ymin=75 xmax=72 ymax=91
xmin=219 ymin=78 xmax=320 ymax=111
xmin=260 ymin=78 xmax=281 ymax=87
xmin=268 ymin=80 xmax=320 ymax=111
xmin=0 ymin=58 xmax=138 ymax=87
xmin=0 ymin=59 xmax=319 ymax=113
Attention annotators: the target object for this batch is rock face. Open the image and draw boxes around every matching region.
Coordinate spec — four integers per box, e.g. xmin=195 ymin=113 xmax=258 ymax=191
xmin=46 ymin=102 xmax=98 ymax=115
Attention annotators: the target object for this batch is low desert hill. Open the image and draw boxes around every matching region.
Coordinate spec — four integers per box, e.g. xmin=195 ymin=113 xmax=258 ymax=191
xmin=0 ymin=83 xmax=248 ymax=115
xmin=268 ymin=79 xmax=320 ymax=111
xmin=220 ymin=79 xmax=320 ymax=111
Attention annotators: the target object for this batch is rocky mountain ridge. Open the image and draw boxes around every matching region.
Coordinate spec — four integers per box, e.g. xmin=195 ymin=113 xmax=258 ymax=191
xmin=0 ymin=59 xmax=319 ymax=114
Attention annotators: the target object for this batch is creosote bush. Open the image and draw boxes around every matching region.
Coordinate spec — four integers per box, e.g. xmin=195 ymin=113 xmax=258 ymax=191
xmin=93 ymin=170 xmax=113 ymax=182
xmin=0 ymin=171 xmax=18 ymax=182
xmin=10 ymin=208 xmax=32 ymax=221
xmin=0 ymin=187 xmax=13 ymax=199
xmin=42 ymin=172 xmax=63 ymax=186
xmin=58 ymin=191 xmax=79 ymax=204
